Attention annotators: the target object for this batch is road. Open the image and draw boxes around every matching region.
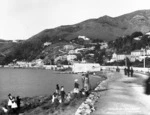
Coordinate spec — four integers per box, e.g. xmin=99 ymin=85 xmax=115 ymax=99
xmin=92 ymin=71 xmax=150 ymax=115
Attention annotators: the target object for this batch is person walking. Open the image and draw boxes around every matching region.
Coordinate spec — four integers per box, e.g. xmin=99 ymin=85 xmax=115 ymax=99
xmin=124 ymin=67 xmax=127 ymax=75
xmin=130 ymin=67 xmax=134 ymax=77
xmin=127 ymin=67 xmax=130 ymax=77
xmin=145 ymin=74 xmax=150 ymax=95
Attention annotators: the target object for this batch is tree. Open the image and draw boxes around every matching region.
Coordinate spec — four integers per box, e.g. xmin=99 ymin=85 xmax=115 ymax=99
xmin=131 ymin=31 xmax=143 ymax=38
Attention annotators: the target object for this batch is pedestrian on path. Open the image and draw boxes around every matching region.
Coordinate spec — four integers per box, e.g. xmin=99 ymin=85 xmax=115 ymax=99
xmin=127 ymin=67 xmax=130 ymax=77
xmin=145 ymin=75 xmax=150 ymax=95
xmin=116 ymin=67 xmax=120 ymax=72
xmin=130 ymin=67 xmax=134 ymax=77
xmin=124 ymin=67 xmax=127 ymax=75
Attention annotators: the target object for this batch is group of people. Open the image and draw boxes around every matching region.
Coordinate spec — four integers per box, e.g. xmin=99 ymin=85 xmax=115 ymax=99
xmin=51 ymin=72 xmax=91 ymax=107
xmin=1 ymin=73 xmax=91 ymax=113
xmin=2 ymin=94 xmax=21 ymax=114
xmin=52 ymin=85 xmax=67 ymax=105
xmin=124 ymin=67 xmax=134 ymax=77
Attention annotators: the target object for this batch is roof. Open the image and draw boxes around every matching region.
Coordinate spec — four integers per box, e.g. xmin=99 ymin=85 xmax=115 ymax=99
xmin=131 ymin=50 xmax=142 ymax=52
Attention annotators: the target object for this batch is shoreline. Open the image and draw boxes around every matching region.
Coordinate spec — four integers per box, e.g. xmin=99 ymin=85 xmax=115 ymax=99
xmin=0 ymin=71 xmax=106 ymax=115
xmin=75 ymin=71 xmax=108 ymax=115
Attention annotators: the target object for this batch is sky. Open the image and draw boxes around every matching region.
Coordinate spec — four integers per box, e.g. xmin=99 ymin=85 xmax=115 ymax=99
xmin=0 ymin=0 xmax=150 ymax=40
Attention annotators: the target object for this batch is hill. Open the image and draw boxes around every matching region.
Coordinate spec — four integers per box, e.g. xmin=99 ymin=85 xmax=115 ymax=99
xmin=28 ymin=9 xmax=150 ymax=42
xmin=2 ymin=9 xmax=150 ymax=64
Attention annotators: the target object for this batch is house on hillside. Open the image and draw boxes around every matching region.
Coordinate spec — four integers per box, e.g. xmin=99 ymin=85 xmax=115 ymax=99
xmin=130 ymin=49 xmax=147 ymax=62
xmin=110 ymin=53 xmax=130 ymax=62
xmin=78 ymin=36 xmax=90 ymax=41
xmin=66 ymin=55 xmax=77 ymax=62
xmin=68 ymin=50 xmax=76 ymax=54
xmin=146 ymin=32 xmax=150 ymax=36
xmin=134 ymin=36 xmax=142 ymax=40
xmin=44 ymin=42 xmax=52 ymax=47
xmin=100 ymin=42 xmax=108 ymax=49
xmin=146 ymin=49 xmax=150 ymax=55
xmin=131 ymin=50 xmax=144 ymax=57
xmin=63 ymin=45 xmax=75 ymax=51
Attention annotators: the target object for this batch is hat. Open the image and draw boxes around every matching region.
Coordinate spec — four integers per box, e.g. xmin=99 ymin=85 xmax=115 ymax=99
xmin=75 ymin=79 xmax=78 ymax=82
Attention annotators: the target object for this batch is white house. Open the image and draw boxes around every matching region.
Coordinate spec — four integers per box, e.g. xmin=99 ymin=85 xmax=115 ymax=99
xmin=146 ymin=32 xmax=150 ymax=36
xmin=131 ymin=50 xmax=143 ymax=57
xmin=66 ymin=55 xmax=77 ymax=61
xmin=78 ymin=35 xmax=90 ymax=41
xmin=112 ymin=53 xmax=117 ymax=59
xmin=111 ymin=53 xmax=130 ymax=61
xmin=44 ymin=42 xmax=51 ymax=47
xmin=100 ymin=42 xmax=108 ymax=49
xmin=146 ymin=49 xmax=150 ymax=55
xmin=68 ymin=50 xmax=76 ymax=54
xmin=134 ymin=37 xmax=141 ymax=40
xmin=63 ymin=45 xmax=75 ymax=50
xmin=74 ymin=48 xmax=87 ymax=53
xmin=35 ymin=59 xmax=44 ymax=66
xmin=72 ymin=63 xmax=100 ymax=73
xmin=117 ymin=54 xmax=127 ymax=61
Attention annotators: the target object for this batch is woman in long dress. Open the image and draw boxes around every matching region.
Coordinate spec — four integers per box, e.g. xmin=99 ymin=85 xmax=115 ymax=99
xmin=84 ymin=73 xmax=91 ymax=96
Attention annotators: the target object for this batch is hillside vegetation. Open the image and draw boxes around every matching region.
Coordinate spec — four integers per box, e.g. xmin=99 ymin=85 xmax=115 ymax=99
xmin=1 ymin=10 xmax=150 ymax=64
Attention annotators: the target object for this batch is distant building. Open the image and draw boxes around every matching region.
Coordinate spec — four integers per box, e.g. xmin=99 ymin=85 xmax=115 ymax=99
xmin=63 ymin=45 xmax=75 ymax=50
xmin=131 ymin=50 xmax=144 ymax=57
xmin=100 ymin=42 xmax=108 ymax=49
xmin=72 ymin=63 xmax=100 ymax=73
xmin=130 ymin=49 xmax=150 ymax=62
xmin=146 ymin=32 xmax=150 ymax=36
xmin=74 ymin=48 xmax=87 ymax=53
xmin=146 ymin=49 xmax=150 ymax=55
xmin=66 ymin=55 xmax=77 ymax=61
xmin=44 ymin=42 xmax=52 ymax=47
xmin=111 ymin=53 xmax=130 ymax=62
xmin=134 ymin=36 xmax=142 ymax=40
xmin=78 ymin=35 xmax=90 ymax=41
xmin=68 ymin=50 xmax=76 ymax=54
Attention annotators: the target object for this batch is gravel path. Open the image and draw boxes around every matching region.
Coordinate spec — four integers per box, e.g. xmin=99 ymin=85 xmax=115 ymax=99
xmin=92 ymin=71 xmax=150 ymax=115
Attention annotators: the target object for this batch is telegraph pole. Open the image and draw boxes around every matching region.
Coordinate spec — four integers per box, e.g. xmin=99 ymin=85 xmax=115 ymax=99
xmin=144 ymin=49 xmax=146 ymax=68
xmin=142 ymin=48 xmax=146 ymax=68
xmin=125 ymin=57 xmax=127 ymax=67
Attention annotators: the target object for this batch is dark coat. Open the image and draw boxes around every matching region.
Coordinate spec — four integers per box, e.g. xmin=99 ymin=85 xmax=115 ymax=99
xmin=145 ymin=76 xmax=150 ymax=95
xmin=74 ymin=82 xmax=79 ymax=88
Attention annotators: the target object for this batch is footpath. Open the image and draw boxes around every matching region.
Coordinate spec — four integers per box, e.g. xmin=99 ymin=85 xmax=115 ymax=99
xmin=91 ymin=71 xmax=150 ymax=115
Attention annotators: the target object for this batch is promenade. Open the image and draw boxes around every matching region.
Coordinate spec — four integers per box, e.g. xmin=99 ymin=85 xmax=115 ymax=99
xmin=92 ymin=71 xmax=150 ymax=115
